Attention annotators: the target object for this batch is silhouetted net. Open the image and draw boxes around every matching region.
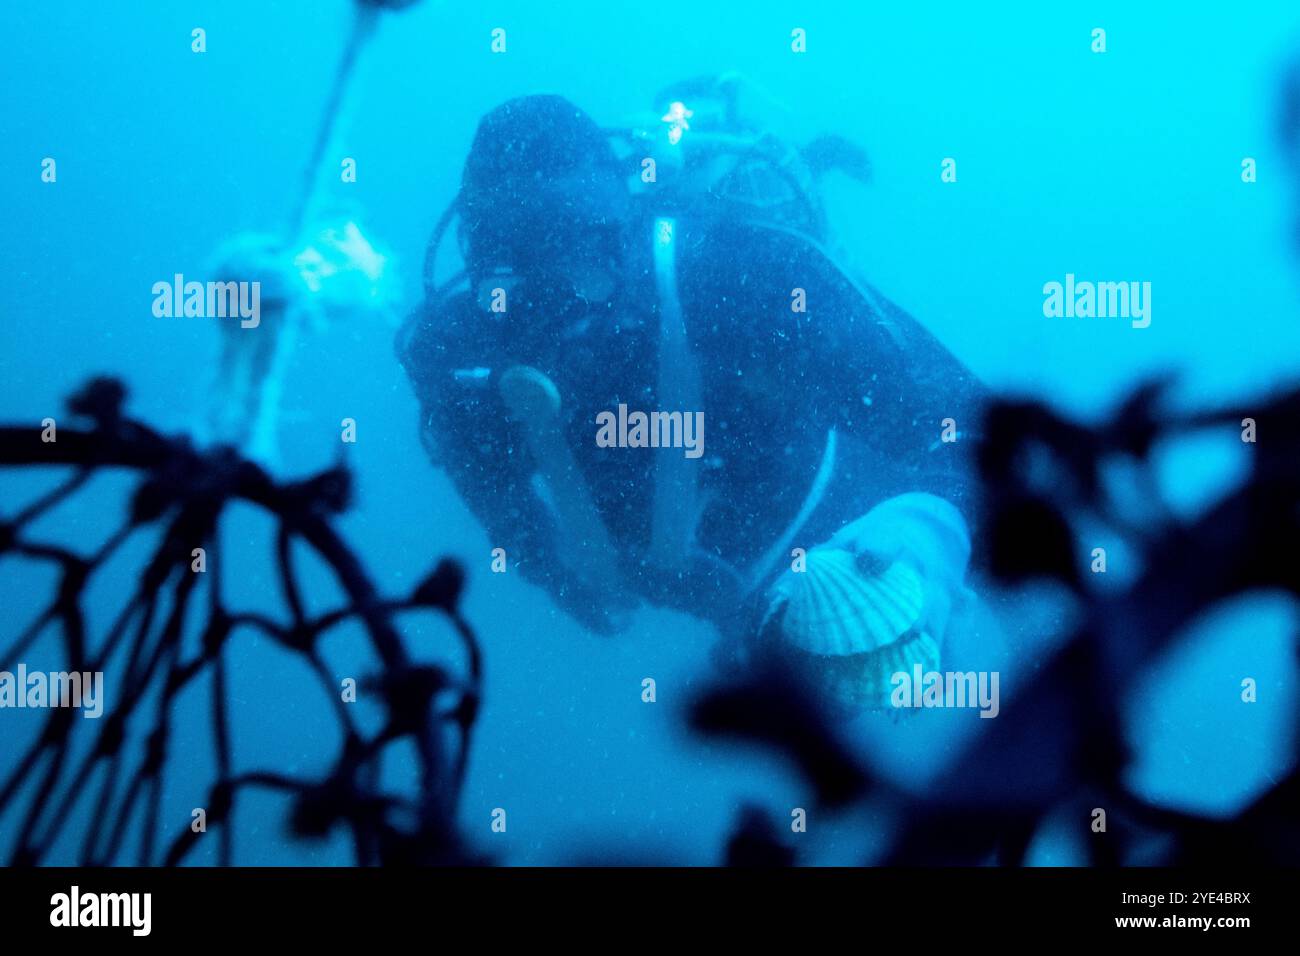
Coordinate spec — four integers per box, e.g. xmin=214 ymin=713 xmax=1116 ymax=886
xmin=695 ymin=379 xmax=1300 ymax=866
xmin=2 ymin=376 xmax=1298 ymax=866
xmin=0 ymin=378 xmax=480 ymax=866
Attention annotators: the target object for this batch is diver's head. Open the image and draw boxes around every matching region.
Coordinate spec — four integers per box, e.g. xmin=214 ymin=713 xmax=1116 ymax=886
xmin=458 ymin=95 xmax=630 ymax=313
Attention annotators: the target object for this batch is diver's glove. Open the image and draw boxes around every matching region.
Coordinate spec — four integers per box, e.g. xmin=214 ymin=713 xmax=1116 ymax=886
xmin=761 ymin=493 xmax=973 ymax=709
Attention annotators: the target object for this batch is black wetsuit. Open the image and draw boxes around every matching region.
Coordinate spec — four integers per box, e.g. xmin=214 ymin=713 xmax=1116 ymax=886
xmin=399 ymin=215 xmax=985 ymax=631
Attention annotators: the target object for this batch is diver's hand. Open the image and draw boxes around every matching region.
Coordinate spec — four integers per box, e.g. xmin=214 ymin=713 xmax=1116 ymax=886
xmin=828 ymin=493 xmax=970 ymax=571
xmin=551 ymin=573 xmax=637 ymax=636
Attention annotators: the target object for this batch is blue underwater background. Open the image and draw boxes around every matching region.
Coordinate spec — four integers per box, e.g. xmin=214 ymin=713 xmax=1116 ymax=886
xmin=2 ymin=0 xmax=1300 ymax=865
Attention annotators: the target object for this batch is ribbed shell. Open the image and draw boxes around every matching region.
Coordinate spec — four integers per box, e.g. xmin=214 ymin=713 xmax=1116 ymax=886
xmin=811 ymin=629 xmax=941 ymax=710
xmin=770 ymin=548 xmax=925 ymax=657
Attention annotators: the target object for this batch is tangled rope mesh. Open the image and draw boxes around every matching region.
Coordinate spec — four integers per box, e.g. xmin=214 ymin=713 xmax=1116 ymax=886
xmin=0 ymin=377 xmax=480 ymax=866
xmin=695 ymin=379 xmax=1300 ymax=866
xmin=2 ymin=376 xmax=1298 ymax=867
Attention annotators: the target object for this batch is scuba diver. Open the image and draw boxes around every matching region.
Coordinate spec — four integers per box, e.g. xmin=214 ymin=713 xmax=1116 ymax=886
xmin=399 ymin=76 xmax=986 ymax=708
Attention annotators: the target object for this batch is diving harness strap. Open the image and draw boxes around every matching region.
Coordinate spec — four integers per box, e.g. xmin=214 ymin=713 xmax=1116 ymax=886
xmin=650 ymin=217 xmax=837 ymax=596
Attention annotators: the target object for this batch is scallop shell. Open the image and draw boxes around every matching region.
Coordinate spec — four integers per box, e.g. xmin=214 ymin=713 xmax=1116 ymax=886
xmin=813 ymin=628 xmax=941 ymax=709
xmin=767 ymin=547 xmax=925 ymax=657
